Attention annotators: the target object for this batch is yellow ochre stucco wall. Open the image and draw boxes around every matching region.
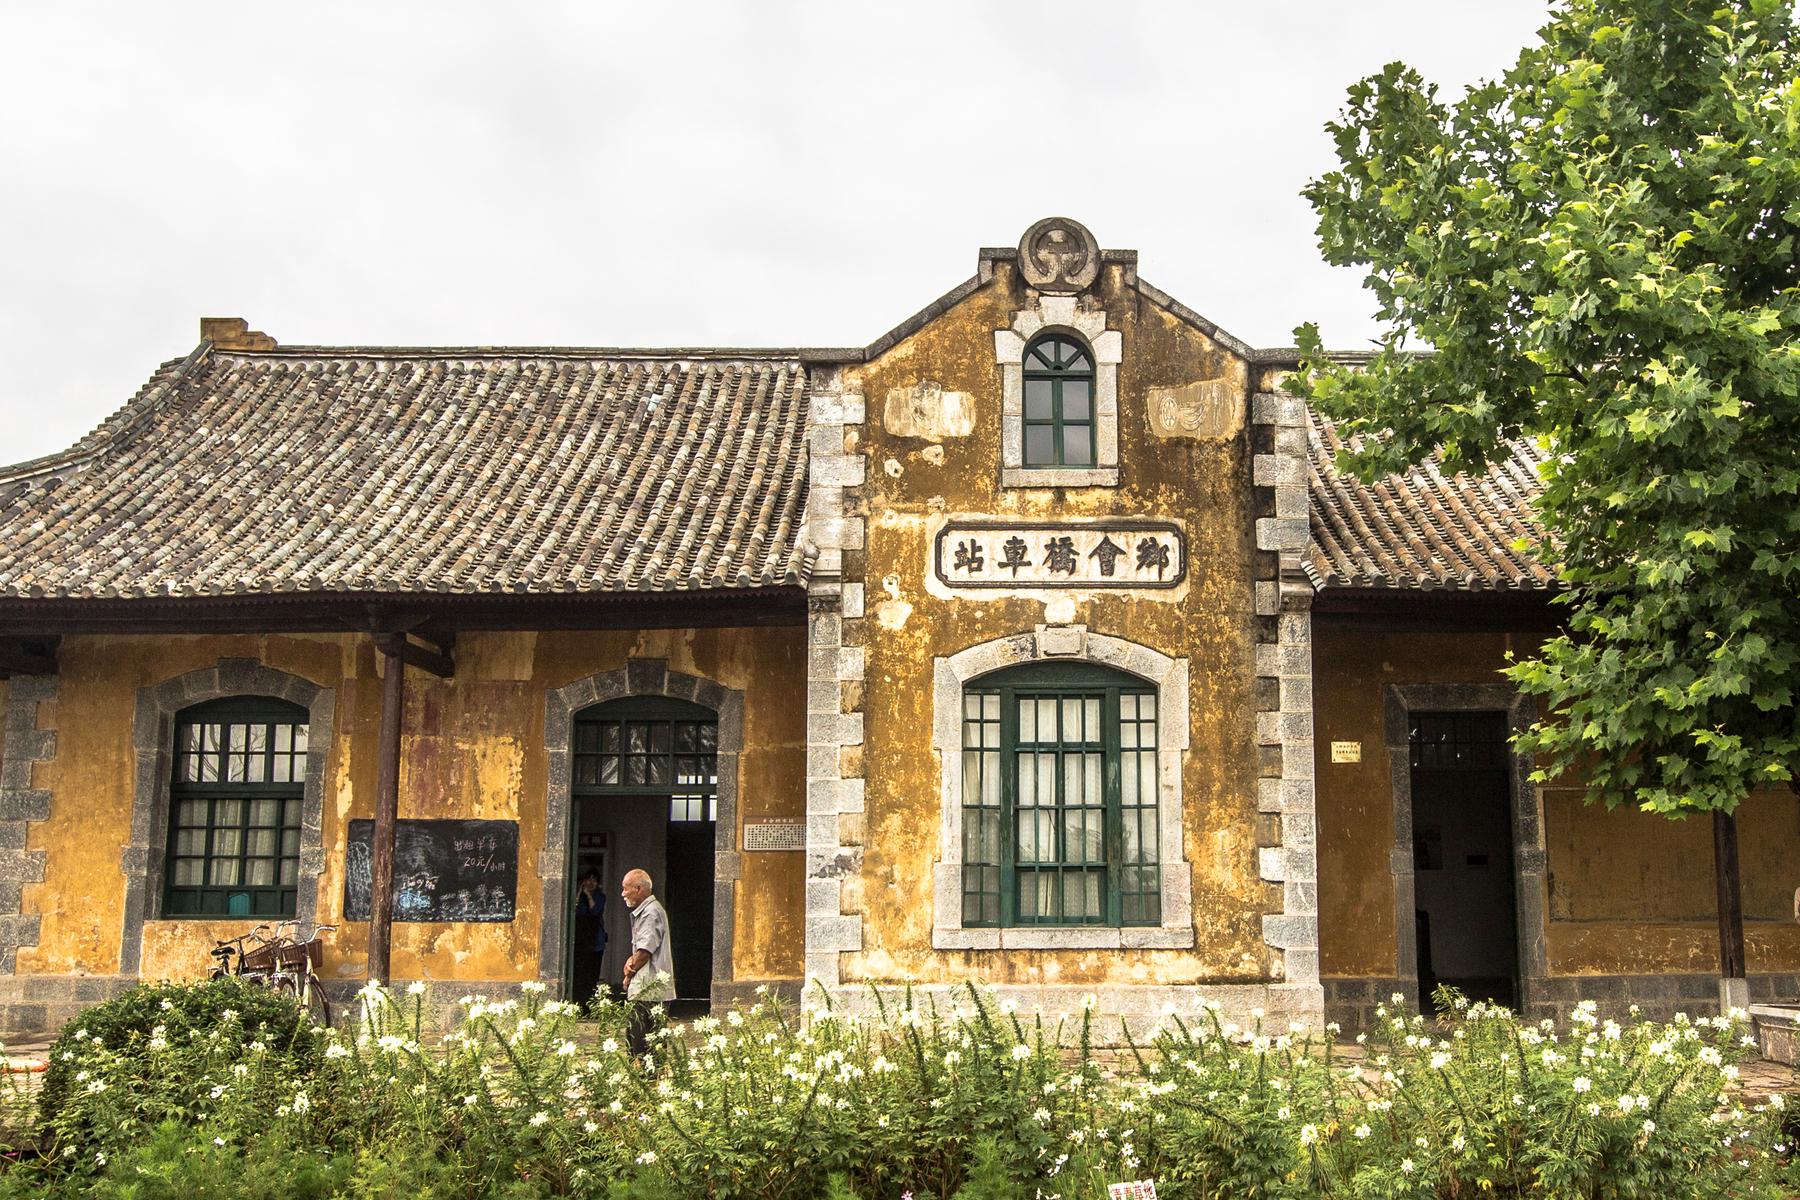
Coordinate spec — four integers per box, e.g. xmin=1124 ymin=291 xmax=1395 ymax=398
xmin=1312 ymin=622 xmax=1800 ymax=981
xmin=838 ymin=260 xmax=1275 ymax=987
xmin=16 ymin=627 xmax=805 ymax=988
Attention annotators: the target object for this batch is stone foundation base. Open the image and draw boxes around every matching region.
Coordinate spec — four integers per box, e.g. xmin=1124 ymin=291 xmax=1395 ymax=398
xmin=0 ymin=975 xmax=136 ymax=1041
xmin=0 ymin=974 xmax=813 ymax=1040
xmin=1325 ymin=973 xmax=1800 ymax=1032
xmin=1322 ymin=976 xmax=1414 ymax=1033
xmin=823 ymin=981 xmax=1325 ymax=1045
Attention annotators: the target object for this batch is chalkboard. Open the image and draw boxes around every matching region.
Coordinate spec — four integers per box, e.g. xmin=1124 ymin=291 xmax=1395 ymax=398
xmin=345 ymin=819 xmax=518 ymax=923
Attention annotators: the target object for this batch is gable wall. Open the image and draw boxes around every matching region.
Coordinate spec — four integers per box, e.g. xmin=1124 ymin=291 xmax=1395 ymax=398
xmin=816 ymin=255 xmax=1301 ymax=1006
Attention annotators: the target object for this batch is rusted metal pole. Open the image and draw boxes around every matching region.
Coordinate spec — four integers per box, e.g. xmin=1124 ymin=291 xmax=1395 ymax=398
xmin=369 ymin=634 xmax=405 ymax=985
xmin=1713 ymin=808 xmax=1746 ymax=984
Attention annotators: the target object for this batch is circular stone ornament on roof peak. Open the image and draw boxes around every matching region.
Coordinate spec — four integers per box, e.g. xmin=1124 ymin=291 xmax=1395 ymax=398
xmin=1018 ymin=217 xmax=1100 ymax=294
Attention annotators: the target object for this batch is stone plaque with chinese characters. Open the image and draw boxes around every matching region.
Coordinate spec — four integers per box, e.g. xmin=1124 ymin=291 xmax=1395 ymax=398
xmin=743 ymin=821 xmax=806 ymax=852
xmin=934 ymin=521 xmax=1186 ymax=590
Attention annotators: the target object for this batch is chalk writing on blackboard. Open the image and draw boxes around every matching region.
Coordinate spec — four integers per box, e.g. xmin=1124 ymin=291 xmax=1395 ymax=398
xmin=344 ymin=819 xmax=518 ymax=923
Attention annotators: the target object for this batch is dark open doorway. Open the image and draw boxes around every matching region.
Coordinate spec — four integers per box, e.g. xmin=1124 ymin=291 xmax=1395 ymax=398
xmin=565 ymin=696 xmax=718 ymax=1014
xmin=1410 ymin=711 xmax=1519 ymax=1010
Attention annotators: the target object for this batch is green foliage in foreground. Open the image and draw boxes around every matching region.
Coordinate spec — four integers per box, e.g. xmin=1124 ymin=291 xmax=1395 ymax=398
xmin=37 ymin=977 xmax=321 ymax=1129
xmin=0 ymin=982 xmax=1791 ymax=1198
xmin=1293 ymin=0 xmax=1800 ymax=816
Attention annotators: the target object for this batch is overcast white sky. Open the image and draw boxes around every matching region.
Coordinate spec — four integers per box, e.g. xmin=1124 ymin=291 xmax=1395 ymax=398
xmin=0 ymin=1 xmax=1551 ymax=464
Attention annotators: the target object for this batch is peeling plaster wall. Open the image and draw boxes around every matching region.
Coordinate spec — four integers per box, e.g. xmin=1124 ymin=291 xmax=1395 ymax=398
xmin=1313 ymin=622 xmax=1800 ymax=990
xmin=832 ymin=259 xmax=1283 ymax=993
xmin=5 ymin=627 xmax=804 ymax=1019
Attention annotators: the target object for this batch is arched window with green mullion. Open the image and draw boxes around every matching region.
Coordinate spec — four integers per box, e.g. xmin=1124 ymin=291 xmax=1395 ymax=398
xmin=960 ymin=661 xmax=1160 ymax=928
xmin=572 ymin=696 xmax=718 ymax=822
xmin=165 ymin=696 xmax=309 ymax=918
xmin=1022 ymin=334 xmax=1096 ymax=468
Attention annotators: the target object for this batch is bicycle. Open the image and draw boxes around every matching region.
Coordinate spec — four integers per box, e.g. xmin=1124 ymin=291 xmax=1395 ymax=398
xmin=210 ymin=921 xmax=337 ymax=1025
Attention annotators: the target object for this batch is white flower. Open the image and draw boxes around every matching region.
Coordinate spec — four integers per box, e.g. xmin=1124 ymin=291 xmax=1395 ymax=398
xmin=583 ymin=1120 xmax=598 ymax=1133
xmin=1642 ymin=1119 xmax=1656 ymax=1136
xmin=1618 ymin=1094 xmax=1637 ymax=1113
xmin=1299 ymin=1124 xmax=1318 ymax=1147
xmin=529 ymin=1111 xmax=550 ymax=1127
xmin=521 ymin=980 xmax=548 ymax=995
xmin=464 ymin=1094 xmax=479 ymax=1106
xmin=1400 ymin=1158 xmax=1415 ymax=1174
xmin=1353 ymin=1124 xmax=1371 ymax=1139
xmin=407 ymin=980 xmax=427 ymax=996
xmin=1011 ymin=1043 xmax=1032 ymax=1061
xmin=85 ymin=1080 xmax=107 ymax=1095
xmin=292 ymin=1091 xmax=310 ymax=1114
xmin=1572 ymin=1076 xmax=1591 ymax=1093
xmin=324 ymin=1042 xmax=351 ymax=1059
xmin=1430 ymin=1051 xmax=1452 ymax=1071
xmin=556 ymin=1040 xmax=578 ymax=1057
xmin=636 ymin=1151 xmax=658 ymax=1165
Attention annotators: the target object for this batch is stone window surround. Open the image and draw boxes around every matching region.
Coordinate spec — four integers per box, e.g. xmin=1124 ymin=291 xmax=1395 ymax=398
xmin=122 ymin=659 xmax=335 ymax=977
xmin=1382 ymin=682 xmax=1549 ymax=1013
xmin=540 ymin=659 xmax=744 ymax=1004
xmin=931 ymin=626 xmax=1194 ymax=950
xmin=994 ymin=296 xmax=1122 ymax=489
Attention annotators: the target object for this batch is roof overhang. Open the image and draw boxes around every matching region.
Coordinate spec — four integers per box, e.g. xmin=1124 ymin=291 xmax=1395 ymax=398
xmin=0 ymin=587 xmax=806 ymax=641
xmin=1310 ymin=586 xmax=1564 ymax=633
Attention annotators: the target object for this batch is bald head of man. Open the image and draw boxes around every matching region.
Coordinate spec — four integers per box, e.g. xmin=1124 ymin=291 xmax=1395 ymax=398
xmin=622 ymin=868 xmax=653 ymax=909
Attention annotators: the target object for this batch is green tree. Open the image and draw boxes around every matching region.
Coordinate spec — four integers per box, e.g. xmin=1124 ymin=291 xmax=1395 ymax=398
xmin=1292 ymin=0 xmax=1800 ymax=988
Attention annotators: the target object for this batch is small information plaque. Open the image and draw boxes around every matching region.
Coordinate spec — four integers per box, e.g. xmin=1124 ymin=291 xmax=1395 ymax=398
xmin=1108 ymin=1182 xmax=1158 ymax=1200
xmin=743 ymin=821 xmax=805 ymax=852
xmin=1330 ymin=741 xmax=1362 ymax=764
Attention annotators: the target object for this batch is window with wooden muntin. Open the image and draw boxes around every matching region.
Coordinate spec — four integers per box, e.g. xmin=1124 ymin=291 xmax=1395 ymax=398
xmin=960 ymin=661 xmax=1160 ymax=928
xmin=165 ymin=696 xmax=308 ymax=918
xmin=572 ymin=696 xmax=718 ymax=823
xmin=1021 ymin=334 xmax=1096 ymax=468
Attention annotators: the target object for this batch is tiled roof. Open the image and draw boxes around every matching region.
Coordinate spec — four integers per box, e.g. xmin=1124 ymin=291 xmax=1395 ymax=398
xmin=1305 ymin=408 xmax=1556 ymax=591
xmin=0 ymin=348 xmax=809 ymax=598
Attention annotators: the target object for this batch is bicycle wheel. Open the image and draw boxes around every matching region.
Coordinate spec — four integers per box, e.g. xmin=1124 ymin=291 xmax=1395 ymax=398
xmin=302 ymin=979 xmax=331 ymax=1027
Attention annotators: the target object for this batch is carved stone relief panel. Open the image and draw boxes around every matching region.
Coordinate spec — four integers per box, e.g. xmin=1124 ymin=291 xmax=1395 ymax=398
xmin=882 ymin=380 xmax=974 ymax=440
xmin=1147 ymin=378 xmax=1244 ymax=440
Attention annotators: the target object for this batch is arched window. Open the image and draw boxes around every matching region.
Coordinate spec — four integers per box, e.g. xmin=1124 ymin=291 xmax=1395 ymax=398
xmin=573 ymin=696 xmax=718 ymax=821
xmin=1022 ymin=334 xmax=1095 ymax=468
xmin=960 ymin=662 xmax=1159 ymax=928
xmin=165 ymin=696 xmax=308 ymax=917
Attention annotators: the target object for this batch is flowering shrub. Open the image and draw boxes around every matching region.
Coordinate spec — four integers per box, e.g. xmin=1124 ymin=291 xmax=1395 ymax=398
xmin=1 ymin=982 xmax=1792 ymax=1198
xmin=31 ymin=976 xmax=322 ymax=1172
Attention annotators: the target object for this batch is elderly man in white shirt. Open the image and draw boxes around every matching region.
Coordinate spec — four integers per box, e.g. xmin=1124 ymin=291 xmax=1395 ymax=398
xmin=620 ymin=867 xmax=674 ymax=1059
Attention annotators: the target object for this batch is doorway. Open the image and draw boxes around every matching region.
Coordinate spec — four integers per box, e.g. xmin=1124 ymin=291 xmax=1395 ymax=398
xmin=565 ymin=695 xmax=718 ymax=1013
xmin=1409 ymin=711 xmax=1518 ymax=1010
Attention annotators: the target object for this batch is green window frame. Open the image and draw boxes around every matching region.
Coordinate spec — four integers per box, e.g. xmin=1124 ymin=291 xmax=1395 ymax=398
xmin=572 ymin=696 xmax=718 ymax=822
xmin=164 ymin=696 xmax=308 ymax=918
xmin=1022 ymin=334 xmax=1096 ymax=468
xmin=961 ymin=661 xmax=1160 ymax=928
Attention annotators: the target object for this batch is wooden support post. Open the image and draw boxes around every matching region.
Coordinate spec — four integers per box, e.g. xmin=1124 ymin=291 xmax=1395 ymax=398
xmin=1713 ymin=808 xmax=1747 ymax=1006
xmin=368 ymin=634 xmax=406 ymax=985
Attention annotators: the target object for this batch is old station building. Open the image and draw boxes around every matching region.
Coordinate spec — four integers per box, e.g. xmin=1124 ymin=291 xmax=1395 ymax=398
xmin=0 ymin=219 xmax=1795 ymax=1037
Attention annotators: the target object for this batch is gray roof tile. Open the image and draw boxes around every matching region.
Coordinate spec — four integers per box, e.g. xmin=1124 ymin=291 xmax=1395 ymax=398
xmin=0 ymin=348 xmax=808 ymax=598
xmin=1306 ymin=408 xmax=1555 ymax=591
